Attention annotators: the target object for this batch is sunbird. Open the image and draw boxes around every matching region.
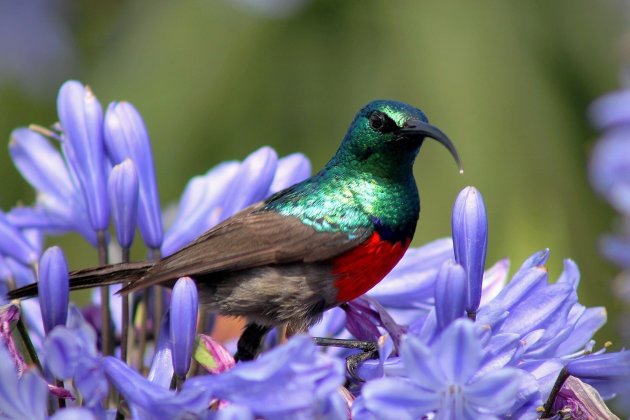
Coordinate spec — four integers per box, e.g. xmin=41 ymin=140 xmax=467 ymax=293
xmin=9 ymin=99 xmax=462 ymax=366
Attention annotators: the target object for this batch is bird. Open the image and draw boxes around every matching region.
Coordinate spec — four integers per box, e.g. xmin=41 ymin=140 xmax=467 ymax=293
xmin=8 ymin=99 xmax=462 ymax=365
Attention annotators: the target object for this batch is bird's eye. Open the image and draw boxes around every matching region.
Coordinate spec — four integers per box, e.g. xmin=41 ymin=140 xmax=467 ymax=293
xmin=369 ymin=112 xmax=394 ymax=133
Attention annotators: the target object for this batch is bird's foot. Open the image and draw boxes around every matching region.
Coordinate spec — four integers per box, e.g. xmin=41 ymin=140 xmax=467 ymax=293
xmin=312 ymin=337 xmax=378 ymax=382
xmin=234 ymin=323 xmax=271 ymax=362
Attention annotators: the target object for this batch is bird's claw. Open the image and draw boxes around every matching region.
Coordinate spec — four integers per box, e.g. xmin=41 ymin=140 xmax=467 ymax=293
xmin=346 ymin=344 xmax=379 ymax=382
xmin=312 ymin=337 xmax=379 ymax=382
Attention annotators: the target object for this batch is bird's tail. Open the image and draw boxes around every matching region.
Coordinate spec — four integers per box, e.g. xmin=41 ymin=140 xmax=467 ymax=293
xmin=6 ymin=261 xmax=153 ymax=300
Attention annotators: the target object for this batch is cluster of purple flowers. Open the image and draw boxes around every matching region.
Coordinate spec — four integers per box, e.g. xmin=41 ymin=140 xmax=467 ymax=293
xmin=0 ymin=80 xmax=628 ymax=419
xmin=590 ymin=89 xmax=630 ymax=337
xmin=588 ymin=83 xmax=630 ymax=416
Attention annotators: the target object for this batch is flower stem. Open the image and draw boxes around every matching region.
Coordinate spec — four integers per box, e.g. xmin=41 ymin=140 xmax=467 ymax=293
xmin=121 ymin=247 xmax=131 ymax=364
xmin=97 ymin=230 xmax=112 ymax=357
xmin=151 ymin=248 xmax=162 ymax=347
xmin=174 ymin=375 xmax=185 ymax=391
xmin=15 ymin=312 xmax=43 ymax=374
xmin=56 ymin=380 xmax=66 ymax=409
xmin=541 ymin=367 xmax=569 ymax=418
xmin=137 ymin=292 xmax=149 ymax=372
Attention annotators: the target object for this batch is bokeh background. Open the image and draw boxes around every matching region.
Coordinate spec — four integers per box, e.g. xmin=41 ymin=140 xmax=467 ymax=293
xmin=0 ymin=0 xmax=626 ymax=343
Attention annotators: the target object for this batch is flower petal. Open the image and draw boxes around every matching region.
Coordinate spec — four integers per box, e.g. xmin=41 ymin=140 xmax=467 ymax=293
xmin=57 ymin=80 xmax=109 ymax=231
xmin=465 ymin=368 xmax=522 ymax=414
xmin=43 ymin=326 xmax=80 ymax=380
xmin=269 ymin=153 xmax=311 ymax=193
xmin=9 ymin=128 xmax=74 ymax=200
xmin=361 ymin=377 xmax=438 ymax=419
xmin=218 ymin=146 xmax=278 ymax=222
xmin=162 ymin=162 xmax=240 ymax=256
xmin=400 ymin=334 xmax=444 ymax=389
xmin=435 ymin=319 xmax=482 ymax=384
xmin=0 ymin=212 xmax=38 ymax=266
xmin=147 ymin=312 xmax=174 ymax=388
xmin=368 ymin=238 xmax=453 ymax=308
xmin=104 ymin=102 xmax=163 ymax=248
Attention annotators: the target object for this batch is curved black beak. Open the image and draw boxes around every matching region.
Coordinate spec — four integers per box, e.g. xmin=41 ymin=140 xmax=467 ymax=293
xmin=399 ymin=119 xmax=463 ymax=173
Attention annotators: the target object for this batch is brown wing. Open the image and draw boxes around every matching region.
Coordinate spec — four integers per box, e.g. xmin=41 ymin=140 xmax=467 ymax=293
xmin=120 ymin=203 xmax=372 ymax=294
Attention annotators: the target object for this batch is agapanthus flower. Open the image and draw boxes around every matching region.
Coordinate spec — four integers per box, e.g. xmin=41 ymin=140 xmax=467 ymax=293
xmin=186 ymin=335 xmax=347 ymax=419
xmin=590 ymin=86 xmax=630 ymax=351
xmin=170 ymin=277 xmax=198 ymax=380
xmin=108 ymin=159 xmax=139 ymax=250
xmin=38 ymin=246 xmax=69 ymax=334
xmin=9 ymin=118 xmax=97 ymax=244
xmin=43 ymin=306 xmax=108 ymax=407
xmin=103 ymin=335 xmax=346 ymax=419
xmin=355 ymin=320 xmax=525 ymax=419
xmin=0 ymin=341 xmax=48 ymax=420
xmin=2 ymin=79 xmax=628 ymax=419
xmin=0 ymin=212 xmax=38 ymax=267
xmin=57 ymin=80 xmax=109 ymax=233
xmin=104 ymin=102 xmax=163 ymax=250
xmin=162 ymin=148 xmax=310 ymax=256
xmin=326 ymin=184 xmax=623 ymax=418
xmin=452 ymin=186 xmax=487 ymax=317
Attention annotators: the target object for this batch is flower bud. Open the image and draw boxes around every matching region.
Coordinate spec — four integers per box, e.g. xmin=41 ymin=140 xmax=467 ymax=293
xmin=434 ymin=260 xmax=466 ymax=331
xmin=57 ymin=80 xmax=109 ymax=231
xmin=104 ymin=102 xmax=163 ymax=249
xmin=452 ymin=186 xmax=488 ymax=315
xmin=194 ymin=334 xmax=235 ymax=375
xmin=108 ymin=159 xmax=139 ymax=249
xmin=39 ymin=247 xmax=69 ymax=334
xmin=170 ymin=277 xmax=198 ymax=378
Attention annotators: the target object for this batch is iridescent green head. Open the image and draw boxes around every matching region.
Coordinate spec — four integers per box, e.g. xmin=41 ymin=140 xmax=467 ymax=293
xmin=331 ymin=100 xmax=462 ymax=177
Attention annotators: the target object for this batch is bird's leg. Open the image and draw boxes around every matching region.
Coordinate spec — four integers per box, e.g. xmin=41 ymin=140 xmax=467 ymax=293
xmin=234 ymin=323 xmax=271 ymax=362
xmin=313 ymin=337 xmax=379 ymax=382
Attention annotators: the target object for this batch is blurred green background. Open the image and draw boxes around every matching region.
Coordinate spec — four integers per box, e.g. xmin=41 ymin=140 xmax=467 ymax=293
xmin=0 ymin=0 xmax=626 ymax=343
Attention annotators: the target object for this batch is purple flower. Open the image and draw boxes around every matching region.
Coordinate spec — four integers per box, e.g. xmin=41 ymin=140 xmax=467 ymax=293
xmin=367 ymin=237 xmax=454 ymax=321
xmin=434 ymin=260 xmax=466 ymax=332
xmin=342 ymin=296 xmax=404 ymax=347
xmin=147 ymin=312 xmax=174 ymax=388
xmin=216 ymin=146 xmax=278 ymax=222
xmin=108 ymin=159 xmax=139 ymax=249
xmin=590 ymin=129 xmax=630 ymax=216
xmin=161 ymin=162 xmax=240 ymax=256
xmin=104 ymin=102 xmax=163 ymax=249
xmin=566 ymin=350 xmax=630 ymax=383
xmin=0 ymin=211 xmax=38 ymax=266
xmin=186 ymin=335 xmax=346 ymax=419
xmin=162 ymin=148 xmax=311 ymax=256
xmin=8 ymin=128 xmax=96 ymax=244
xmin=38 ymin=246 xmax=69 ymax=334
xmin=103 ymin=356 xmax=209 ymax=419
xmin=170 ymin=277 xmax=198 ymax=378
xmin=43 ymin=306 xmax=108 ymax=406
xmin=452 ymin=186 xmax=488 ymax=316
xmin=0 ymin=341 xmax=48 ymax=420
xmin=269 ymin=153 xmax=311 ymax=193
xmin=356 ymin=319 xmax=524 ymax=419
xmin=0 ymin=0 xmax=76 ymax=97
xmin=57 ymin=80 xmax=109 ymax=232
